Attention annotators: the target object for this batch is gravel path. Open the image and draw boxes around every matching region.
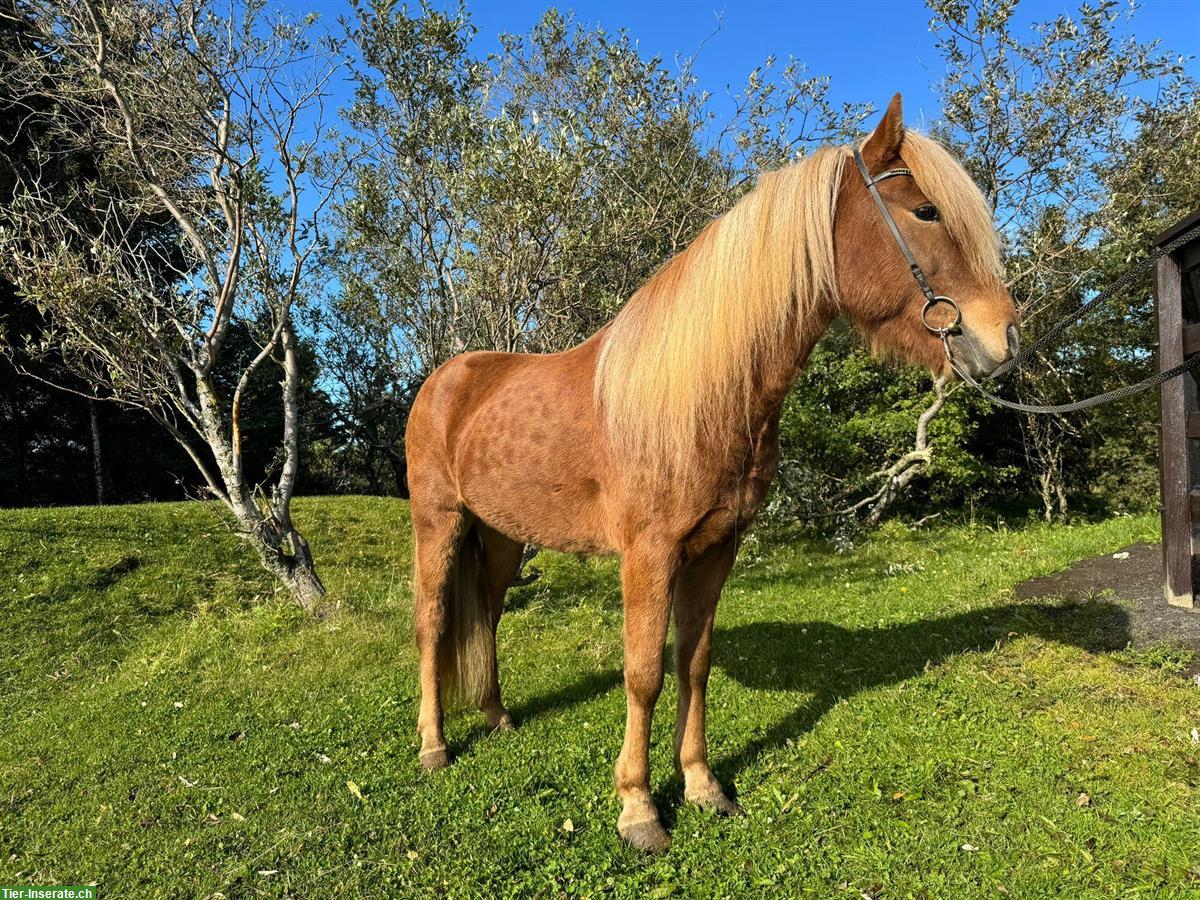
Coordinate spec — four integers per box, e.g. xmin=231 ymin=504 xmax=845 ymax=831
xmin=1015 ymin=540 xmax=1200 ymax=674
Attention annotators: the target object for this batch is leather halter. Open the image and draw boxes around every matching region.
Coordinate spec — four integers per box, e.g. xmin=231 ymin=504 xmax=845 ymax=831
xmin=851 ymin=146 xmax=961 ymax=338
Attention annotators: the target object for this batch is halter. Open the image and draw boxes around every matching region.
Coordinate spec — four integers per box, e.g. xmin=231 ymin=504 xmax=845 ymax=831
xmin=851 ymin=146 xmax=962 ymax=340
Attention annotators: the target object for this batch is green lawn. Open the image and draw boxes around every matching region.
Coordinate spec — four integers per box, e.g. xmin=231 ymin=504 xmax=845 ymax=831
xmin=1 ymin=498 xmax=1198 ymax=898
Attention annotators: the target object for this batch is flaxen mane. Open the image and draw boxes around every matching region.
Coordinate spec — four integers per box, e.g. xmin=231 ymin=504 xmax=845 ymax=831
xmin=594 ymin=131 xmax=1001 ymax=475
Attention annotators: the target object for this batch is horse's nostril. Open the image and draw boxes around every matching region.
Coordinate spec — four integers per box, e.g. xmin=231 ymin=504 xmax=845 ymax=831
xmin=1006 ymin=324 xmax=1020 ymax=358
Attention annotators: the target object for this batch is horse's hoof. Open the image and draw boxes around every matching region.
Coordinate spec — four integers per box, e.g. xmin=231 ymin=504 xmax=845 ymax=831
xmin=619 ymin=819 xmax=671 ymax=853
xmin=491 ymin=715 xmax=516 ymax=734
xmin=691 ymin=790 xmax=742 ymax=817
xmin=419 ymin=748 xmax=450 ymax=771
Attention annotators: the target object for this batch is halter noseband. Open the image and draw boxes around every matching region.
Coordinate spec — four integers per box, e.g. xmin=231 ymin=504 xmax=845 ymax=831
xmin=851 ymin=146 xmax=961 ymax=339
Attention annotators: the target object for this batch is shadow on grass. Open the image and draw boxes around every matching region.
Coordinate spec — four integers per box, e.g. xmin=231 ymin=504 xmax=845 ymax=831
xmin=10 ymin=554 xmax=144 ymax=610
xmin=710 ymin=598 xmax=1130 ymax=784
xmin=451 ymin=667 xmax=625 ymax=758
xmin=1 ymin=549 xmax=254 ymax=693
xmin=505 ymin=558 xmax=623 ymax=614
xmin=507 ymin=667 xmax=624 ymax=725
xmin=89 ymin=554 xmax=142 ymax=590
xmin=477 ymin=598 xmax=1130 ymax=794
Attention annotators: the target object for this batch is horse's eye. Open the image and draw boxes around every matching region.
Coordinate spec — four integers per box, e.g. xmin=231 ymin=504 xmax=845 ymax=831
xmin=914 ymin=204 xmax=940 ymax=222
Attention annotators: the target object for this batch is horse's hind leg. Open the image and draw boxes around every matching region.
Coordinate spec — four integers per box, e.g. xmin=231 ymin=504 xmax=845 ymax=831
xmin=411 ymin=497 xmax=466 ymax=770
xmin=673 ymin=536 xmax=740 ymax=815
xmin=477 ymin=523 xmax=524 ymax=731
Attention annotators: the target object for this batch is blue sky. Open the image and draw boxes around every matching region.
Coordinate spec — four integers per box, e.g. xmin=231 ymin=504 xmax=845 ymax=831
xmin=440 ymin=0 xmax=1198 ymax=127
xmin=308 ymin=1 xmax=1198 ymax=126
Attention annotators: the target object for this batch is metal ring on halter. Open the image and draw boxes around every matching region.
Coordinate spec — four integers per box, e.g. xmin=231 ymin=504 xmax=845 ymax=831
xmin=921 ymin=295 xmax=962 ymax=337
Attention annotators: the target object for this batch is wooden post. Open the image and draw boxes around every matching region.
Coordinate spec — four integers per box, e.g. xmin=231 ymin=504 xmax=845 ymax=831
xmin=1155 ymin=211 xmax=1200 ymax=610
xmin=1156 ymin=253 xmax=1193 ymax=607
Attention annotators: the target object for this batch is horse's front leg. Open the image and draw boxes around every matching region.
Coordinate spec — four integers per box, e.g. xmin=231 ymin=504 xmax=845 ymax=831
xmin=673 ymin=536 xmax=740 ymax=815
xmin=614 ymin=545 xmax=676 ymax=852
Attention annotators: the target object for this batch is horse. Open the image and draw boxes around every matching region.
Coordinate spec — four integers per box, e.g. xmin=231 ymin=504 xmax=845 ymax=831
xmin=404 ymin=94 xmax=1019 ymax=852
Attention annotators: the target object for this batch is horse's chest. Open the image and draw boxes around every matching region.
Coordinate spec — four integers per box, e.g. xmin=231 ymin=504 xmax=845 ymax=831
xmin=683 ymin=439 xmax=780 ymax=559
xmin=734 ymin=440 xmax=780 ymax=517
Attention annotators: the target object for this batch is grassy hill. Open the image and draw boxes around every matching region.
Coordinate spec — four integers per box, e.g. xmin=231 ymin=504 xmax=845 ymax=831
xmin=2 ymin=498 xmax=1198 ymax=897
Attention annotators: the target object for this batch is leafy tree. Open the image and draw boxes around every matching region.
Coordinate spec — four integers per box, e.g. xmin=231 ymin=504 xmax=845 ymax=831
xmin=0 ymin=0 xmax=195 ymax=506
xmin=1082 ymin=82 xmax=1200 ymax=512
xmin=777 ymin=0 xmax=1196 ymax=531
xmin=0 ymin=0 xmax=349 ymax=610
xmin=927 ymin=0 xmax=1193 ymax=520
xmin=329 ymin=1 xmax=868 ymax=493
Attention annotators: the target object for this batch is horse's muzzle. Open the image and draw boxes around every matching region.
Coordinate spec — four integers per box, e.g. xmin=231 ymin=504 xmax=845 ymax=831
xmin=948 ymin=324 xmax=1018 ymax=378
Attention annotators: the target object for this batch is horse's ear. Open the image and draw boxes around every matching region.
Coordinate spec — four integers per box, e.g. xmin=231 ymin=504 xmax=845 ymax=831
xmin=861 ymin=93 xmax=904 ymax=165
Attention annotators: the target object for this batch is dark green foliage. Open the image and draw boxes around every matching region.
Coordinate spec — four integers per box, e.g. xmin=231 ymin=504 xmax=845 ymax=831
xmin=770 ymin=323 xmax=1023 ymax=529
xmin=0 ymin=4 xmax=190 ymax=505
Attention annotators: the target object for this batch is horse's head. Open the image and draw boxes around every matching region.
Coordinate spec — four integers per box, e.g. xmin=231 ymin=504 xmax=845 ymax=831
xmin=835 ymin=94 xmax=1018 ymax=380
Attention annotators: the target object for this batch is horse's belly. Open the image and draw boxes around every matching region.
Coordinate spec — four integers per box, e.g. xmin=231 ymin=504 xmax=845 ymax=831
xmin=463 ymin=488 xmax=612 ymax=554
xmin=458 ymin=456 xmax=613 ymax=554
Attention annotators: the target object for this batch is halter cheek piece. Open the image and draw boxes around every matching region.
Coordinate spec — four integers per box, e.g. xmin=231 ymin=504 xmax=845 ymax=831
xmin=851 ymin=146 xmax=962 ymax=340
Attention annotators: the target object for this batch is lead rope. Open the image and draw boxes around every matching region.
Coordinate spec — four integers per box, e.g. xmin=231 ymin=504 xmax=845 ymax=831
xmin=944 ymin=221 xmax=1200 ymax=414
xmin=987 ymin=221 xmax=1200 ymax=383
xmin=945 ymin=336 xmax=1200 ymax=414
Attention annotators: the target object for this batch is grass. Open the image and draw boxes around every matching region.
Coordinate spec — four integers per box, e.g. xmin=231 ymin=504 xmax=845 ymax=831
xmin=1 ymin=497 xmax=1198 ymax=898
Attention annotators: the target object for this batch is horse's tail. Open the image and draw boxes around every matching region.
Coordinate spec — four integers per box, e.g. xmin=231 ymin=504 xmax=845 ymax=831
xmin=421 ymin=523 xmax=494 ymax=708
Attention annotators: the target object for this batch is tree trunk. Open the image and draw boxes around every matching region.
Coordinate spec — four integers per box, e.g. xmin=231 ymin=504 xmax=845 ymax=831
xmin=387 ymin=447 xmax=409 ymax=498
xmin=281 ymin=554 xmax=329 ymax=615
xmin=1039 ymin=471 xmax=1054 ymax=524
xmin=838 ymin=385 xmax=945 ymax=527
xmin=246 ymin=519 xmax=331 ymax=616
xmin=1023 ymin=413 xmax=1070 ymax=524
xmin=363 ymin=445 xmax=381 ymax=495
xmin=14 ymin=383 xmax=29 ymax=503
xmin=88 ymin=396 xmax=107 ymax=504
xmin=197 ymin=388 xmax=329 ymax=615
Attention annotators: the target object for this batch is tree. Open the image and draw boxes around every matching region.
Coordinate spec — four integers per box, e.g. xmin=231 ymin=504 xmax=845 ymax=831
xmin=0 ymin=6 xmax=207 ymax=508
xmin=1083 ymin=82 xmax=1200 ymax=513
xmin=0 ymin=0 xmax=349 ymax=611
xmin=779 ymin=0 xmax=1197 ymax=532
xmin=328 ymin=2 xmax=868 ymax=493
xmin=928 ymin=0 xmax=1193 ymax=520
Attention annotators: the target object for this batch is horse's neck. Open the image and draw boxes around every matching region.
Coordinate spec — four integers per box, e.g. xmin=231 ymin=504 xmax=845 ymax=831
xmin=708 ymin=306 xmax=831 ymax=480
xmin=750 ymin=308 xmax=832 ymax=430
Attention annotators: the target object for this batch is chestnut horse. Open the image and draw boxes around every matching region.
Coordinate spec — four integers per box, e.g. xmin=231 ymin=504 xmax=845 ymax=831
xmin=405 ymin=95 xmax=1019 ymax=851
